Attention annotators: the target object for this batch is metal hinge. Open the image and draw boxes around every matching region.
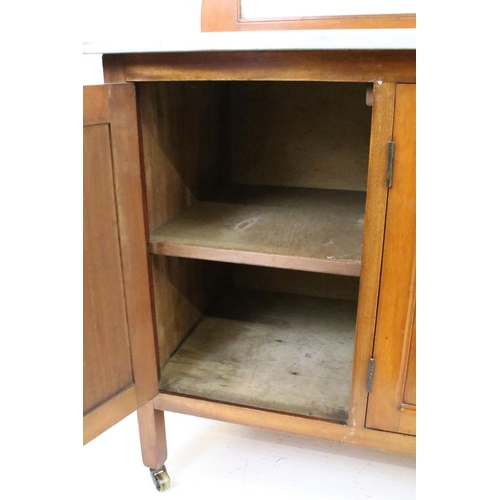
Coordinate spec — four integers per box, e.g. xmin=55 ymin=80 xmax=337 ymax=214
xmin=366 ymin=358 xmax=375 ymax=393
xmin=386 ymin=141 xmax=395 ymax=187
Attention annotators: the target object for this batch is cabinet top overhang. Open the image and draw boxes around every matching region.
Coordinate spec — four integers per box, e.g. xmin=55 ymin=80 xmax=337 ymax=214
xmin=83 ymin=29 xmax=416 ymax=55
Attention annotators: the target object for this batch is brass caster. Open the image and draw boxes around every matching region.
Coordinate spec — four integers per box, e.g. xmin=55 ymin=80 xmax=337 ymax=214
xmin=149 ymin=466 xmax=171 ymax=492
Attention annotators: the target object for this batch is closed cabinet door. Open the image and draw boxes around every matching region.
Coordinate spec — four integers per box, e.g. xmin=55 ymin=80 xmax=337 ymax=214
xmin=365 ymin=84 xmax=416 ymax=436
xmin=83 ymin=84 xmax=158 ymax=444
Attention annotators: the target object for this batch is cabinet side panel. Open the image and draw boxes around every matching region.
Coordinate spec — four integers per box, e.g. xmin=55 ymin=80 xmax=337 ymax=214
xmin=83 ymin=124 xmax=134 ymax=414
xmin=138 ymin=82 xmax=232 ymax=365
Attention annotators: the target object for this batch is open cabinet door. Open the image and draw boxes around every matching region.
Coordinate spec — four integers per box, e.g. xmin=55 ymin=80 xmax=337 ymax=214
xmin=365 ymin=84 xmax=416 ymax=436
xmin=83 ymin=84 xmax=158 ymax=444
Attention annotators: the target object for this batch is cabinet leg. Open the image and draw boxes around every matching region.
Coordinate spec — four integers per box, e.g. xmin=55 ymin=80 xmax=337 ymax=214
xmin=137 ymin=400 xmax=169 ymax=490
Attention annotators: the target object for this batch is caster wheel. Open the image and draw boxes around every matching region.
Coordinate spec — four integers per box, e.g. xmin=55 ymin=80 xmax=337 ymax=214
xmin=149 ymin=466 xmax=171 ymax=492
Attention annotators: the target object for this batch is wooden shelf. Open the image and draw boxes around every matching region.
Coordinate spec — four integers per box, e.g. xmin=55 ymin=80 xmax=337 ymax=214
xmin=149 ymin=186 xmax=366 ymax=276
xmin=159 ymin=289 xmax=356 ymax=423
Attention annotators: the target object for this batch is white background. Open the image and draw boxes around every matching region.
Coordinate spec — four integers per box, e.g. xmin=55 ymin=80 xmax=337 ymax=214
xmin=1 ymin=2 xmax=498 ymax=499
xmin=83 ymin=410 xmax=416 ymax=499
xmin=81 ymin=3 xmax=416 ymax=497
xmin=81 ymin=4 xmax=417 ymax=492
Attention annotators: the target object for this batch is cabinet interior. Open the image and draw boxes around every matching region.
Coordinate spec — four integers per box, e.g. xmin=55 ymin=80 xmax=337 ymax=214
xmin=138 ymin=80 xmax=372 ymax=424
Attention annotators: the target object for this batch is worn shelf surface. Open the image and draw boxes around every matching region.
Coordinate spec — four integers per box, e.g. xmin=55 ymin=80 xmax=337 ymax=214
xmin=159 ymin=289 xmax=356 ymax=423
xmin=150 ymin=186 xmax=366 ymax=276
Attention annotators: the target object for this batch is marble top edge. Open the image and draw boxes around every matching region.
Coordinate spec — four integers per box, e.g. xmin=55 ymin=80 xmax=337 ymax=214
xmin=83 ymin=29 xmax=416 ymax=54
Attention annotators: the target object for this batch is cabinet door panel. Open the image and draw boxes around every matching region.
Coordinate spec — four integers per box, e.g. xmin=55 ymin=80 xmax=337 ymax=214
xmin=83 ymin=123 xmax=134 ymax=413
xmin=365 ymin=83 xmax=416 ymax=436
xmin=83 ymin=85 xmax=158 ymax=444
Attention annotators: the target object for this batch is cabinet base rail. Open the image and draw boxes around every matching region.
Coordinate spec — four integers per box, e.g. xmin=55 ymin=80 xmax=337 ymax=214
xmin=152 ymin=392 xmax=415 ymax=455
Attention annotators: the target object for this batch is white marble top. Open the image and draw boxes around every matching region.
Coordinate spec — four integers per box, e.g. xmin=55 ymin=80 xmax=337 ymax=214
xmin=83 ymin=29 xmax=416 ymax=54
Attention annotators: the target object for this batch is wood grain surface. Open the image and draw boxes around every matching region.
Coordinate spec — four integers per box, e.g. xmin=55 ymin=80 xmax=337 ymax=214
xmin=138 ymin=81 xmax=232 ymax=366
xmin=83 ymin=386 xmax=137 ymax=445
xmin=83 ymin=123 xmax=134 ymax=415
xmin=83 ymin=85 xmax=110 ymax=125
xmin=137 ymin=400 xmax=168 ymax=470
xmin=83 ymin=84 xmax=159 ymax=443
xmin=150 ymin=187 xmax=366 ymax=276
xmin=347 ymin=81 xmax=397 ymax=429
xmin=233 ymin=266 xmax=360 ymax=302
xmin=153 ymin=392 xmax=415 ymax=455
xmin=403 ymin=314 xmax=416 ymax=406
xmin=160 ymin=289 xmax=356 ymax=423
xmin=366 ymin=84 xmax=416 ymax=436
xmin=230 ymin=82 xmax=371 ymax=191
xmin=113 ymin=50 xmax=416 ymax=84
xmin=107 ymin=84 xmax=159 ymax=407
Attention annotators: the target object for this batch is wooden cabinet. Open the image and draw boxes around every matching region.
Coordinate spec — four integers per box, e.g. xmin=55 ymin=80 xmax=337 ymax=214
xmin=83 ymin=49 xmax=416 ymax=489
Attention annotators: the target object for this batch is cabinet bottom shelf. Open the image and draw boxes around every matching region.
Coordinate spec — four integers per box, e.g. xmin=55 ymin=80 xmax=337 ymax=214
xmin=159 ymin=289 xmax=356 ymax=423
